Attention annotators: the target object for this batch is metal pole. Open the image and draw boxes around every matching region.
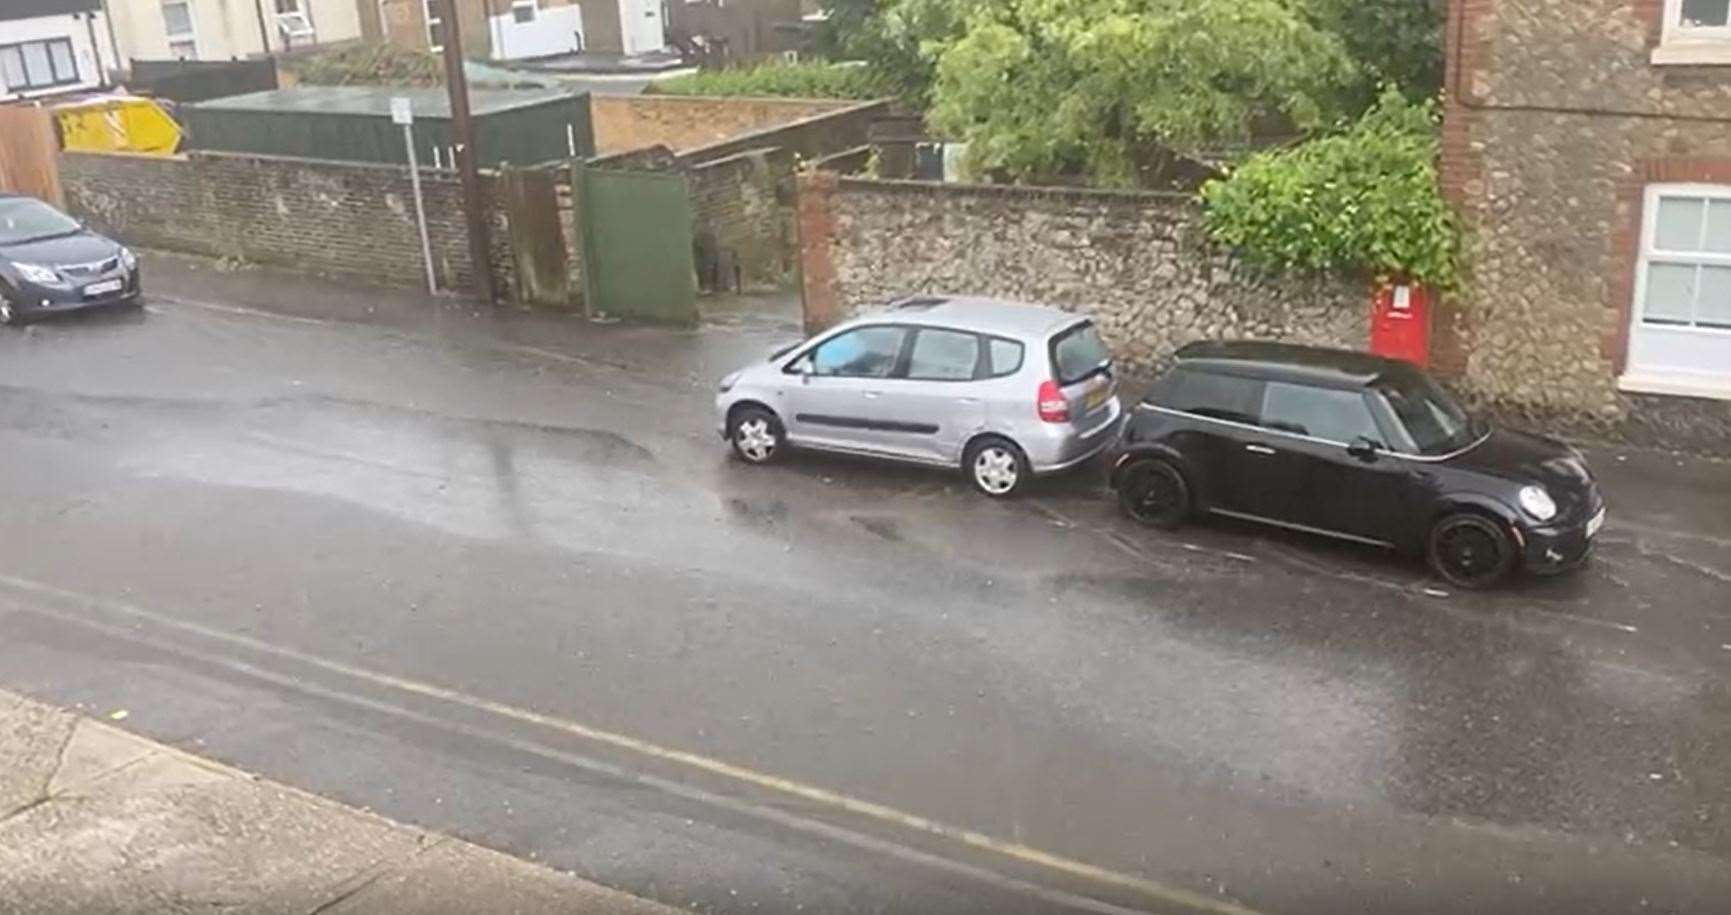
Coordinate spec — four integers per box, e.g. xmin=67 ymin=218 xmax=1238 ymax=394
xmin=403 ymin=123 xmax=438 ymax=294
xmin=435 ymin=0 xmax=497 ymax=303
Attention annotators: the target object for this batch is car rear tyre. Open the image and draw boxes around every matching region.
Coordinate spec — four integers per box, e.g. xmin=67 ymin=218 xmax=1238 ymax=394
xmin=965 ymin=437 xmax=1029 ymax=498
xmin=1427 ymin=513 xmax=1516 ymax=589
xmin=1118 ymin=459 xmax=1191 ymax=529
xmin=728 ymin=406 xmax=785 ymax=465
xmin=0 ymin=298 xmax=17 ymax=327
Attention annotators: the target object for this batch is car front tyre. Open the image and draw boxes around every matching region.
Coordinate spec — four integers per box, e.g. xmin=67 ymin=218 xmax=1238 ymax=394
xmin=728 ymin=405 xmax=785 ymax=465
xmin=1118 ymin=458 xmax=1191 ymax=529
xmin=965 ymin=437 xmax=1029 ymax=498
xmin=1427 ymin=513 xmax=1517 ymax=589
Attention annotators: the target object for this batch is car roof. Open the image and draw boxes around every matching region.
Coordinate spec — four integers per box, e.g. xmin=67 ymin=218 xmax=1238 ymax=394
xmin=860 ymin=295 xmax=1086 ymax=339
xmin=1174 ymin=340 xmax=1413 ymax=389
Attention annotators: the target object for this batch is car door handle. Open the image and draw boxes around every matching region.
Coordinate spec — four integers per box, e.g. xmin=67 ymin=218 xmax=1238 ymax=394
xmin=958 ymin=397 xmax=982 ymax=405
xmin=1244 ymin=444 xmax=1277 ymax=455
xmin=863 ymin=390 xmax=882 ymax=399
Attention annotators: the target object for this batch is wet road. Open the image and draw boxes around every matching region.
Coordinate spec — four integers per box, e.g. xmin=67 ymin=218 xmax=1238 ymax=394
xmin=2 ymin=277 xmax=1730 ymax=915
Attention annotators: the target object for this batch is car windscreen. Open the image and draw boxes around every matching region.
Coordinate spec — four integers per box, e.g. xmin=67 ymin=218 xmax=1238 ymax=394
xmin=0 ymin=197 xmax=80 ymax=246
xmin=1374 ymin=371 xmax=1479 ymax=455
xmin=1050 ymin=321 xmax=1111 ymax=385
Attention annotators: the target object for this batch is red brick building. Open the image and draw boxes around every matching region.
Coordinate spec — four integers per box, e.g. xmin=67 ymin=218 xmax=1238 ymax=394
xmin=1440 ymin=0 xmax=1731 ymax=450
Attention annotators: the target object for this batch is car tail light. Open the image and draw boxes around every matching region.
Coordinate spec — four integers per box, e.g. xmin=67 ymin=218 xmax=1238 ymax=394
xmin=1037 ymin=380 xmax=1070 ymax=423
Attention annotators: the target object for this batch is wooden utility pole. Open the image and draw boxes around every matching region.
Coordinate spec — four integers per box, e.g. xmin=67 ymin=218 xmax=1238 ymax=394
xmin=435 ymin=0 xmax=497 ymax=303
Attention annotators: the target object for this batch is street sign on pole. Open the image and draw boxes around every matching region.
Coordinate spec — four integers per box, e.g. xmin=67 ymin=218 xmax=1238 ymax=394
xmin=434 ymin=0 xmax=496 ymax=304
xmin=392 ymin=96 xmax=437 ymax=295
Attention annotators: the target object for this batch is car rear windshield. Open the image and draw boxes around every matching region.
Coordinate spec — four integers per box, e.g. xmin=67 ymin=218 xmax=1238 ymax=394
xmin=0 ymin=197 xmax=80 ymax=246
xmin=1374 ymin=371 xmax=1479 ymax=455
xmin=1050 ymin=321 xmax=1111 ymax=385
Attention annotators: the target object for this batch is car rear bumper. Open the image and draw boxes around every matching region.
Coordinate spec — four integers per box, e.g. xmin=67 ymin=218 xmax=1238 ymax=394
xmin=1521 ymin=503 xmax=1605 ymax=575
xmin=1025 ymin=400 xmax=1125 ymax=473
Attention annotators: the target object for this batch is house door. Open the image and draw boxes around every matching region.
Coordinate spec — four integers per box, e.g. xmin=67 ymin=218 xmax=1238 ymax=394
xmin=618 ymin=0 xmax=664 ymax=54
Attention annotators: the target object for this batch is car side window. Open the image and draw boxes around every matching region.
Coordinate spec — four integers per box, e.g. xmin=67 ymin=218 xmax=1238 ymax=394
xmin=1260 ymin=382 xmax=1383 ymax=444
xmin=1159 ymin=368 xmax=1264 ymax=426
xmin=807 ymin=326 xmax=907 ymax=378
xmin=986 ymin=338 xmax=1025 ymax=378
xmin=906 ymin=328 xmax=982 ymax=381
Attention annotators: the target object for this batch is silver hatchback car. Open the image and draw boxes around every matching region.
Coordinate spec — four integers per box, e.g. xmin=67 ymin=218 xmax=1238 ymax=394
xmin=715 ymin=296 xmax=1124 ymax=496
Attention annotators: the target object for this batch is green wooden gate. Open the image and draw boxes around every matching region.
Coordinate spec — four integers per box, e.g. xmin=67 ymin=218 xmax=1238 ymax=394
xmin=576 ymin=165 xmax=698 ymax=325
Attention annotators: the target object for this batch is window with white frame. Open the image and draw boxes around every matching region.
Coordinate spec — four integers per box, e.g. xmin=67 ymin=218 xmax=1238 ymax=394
xmin=1656 ymin=0 xmax=1731 ymax=64
xmin=162 ymin=0 xmax=198 ymax=59
xmin=0 ymin=38 xmax=80 ymax=93
xmin=425 ymin=0 xmax=444 ymax=51
xmin=274 ymin=0 xmax=316 ymax=44
xmin=1624 ymin=185 xmax=1731 ymax=398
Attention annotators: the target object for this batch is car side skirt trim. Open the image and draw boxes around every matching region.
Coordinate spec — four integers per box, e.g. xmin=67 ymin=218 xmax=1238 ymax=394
xmin=1208 ymin=507 xmax=1396 ymax=549
xmin=795 ymin=414 xmax=939 ymax=435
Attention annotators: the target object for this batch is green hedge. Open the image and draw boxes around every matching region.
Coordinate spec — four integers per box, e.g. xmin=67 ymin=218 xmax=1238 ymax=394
xmin=1201 ymin=89 xmax=1460 ymax=291
xmin=647 ymin=61 xmax=892 ymax=100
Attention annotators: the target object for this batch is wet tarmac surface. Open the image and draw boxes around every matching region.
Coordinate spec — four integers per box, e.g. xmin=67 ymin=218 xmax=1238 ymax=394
xmin=2 ymin=263 xmax=1729 ymax=914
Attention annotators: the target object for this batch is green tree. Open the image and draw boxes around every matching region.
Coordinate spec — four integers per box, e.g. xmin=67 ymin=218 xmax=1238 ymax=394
xmin=1301 ymin=0 xmax=1446 ymax=104
xmin=922 ymin=0 xmax=1359 ymax=187
xmin=1201 ymin=89 xmax=1459 ymax=290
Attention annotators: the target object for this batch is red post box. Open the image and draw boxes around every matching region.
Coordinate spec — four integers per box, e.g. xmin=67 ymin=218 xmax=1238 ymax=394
xmin=1369 ymin=282 xmax=1431 ymax=367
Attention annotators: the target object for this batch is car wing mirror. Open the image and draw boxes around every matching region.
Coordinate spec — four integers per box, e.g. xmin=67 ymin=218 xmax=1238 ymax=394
xmin=1347 ymin=436 xmax=1381 ymax=461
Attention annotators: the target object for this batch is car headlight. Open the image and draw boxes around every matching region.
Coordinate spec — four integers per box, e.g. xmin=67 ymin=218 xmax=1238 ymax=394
xmin=12 ymin=262 xmax=60 ymax=284
xmin=1518 ymin=485 xmax=1557 ymax=522
xmin=718 ymin=371 xmax=742 ymax=393
xmin=118 ymin=247 xmax=137 ymax=270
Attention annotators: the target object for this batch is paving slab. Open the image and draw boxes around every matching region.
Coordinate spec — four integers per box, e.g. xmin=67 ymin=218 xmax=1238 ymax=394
xmin=0 ymin=690 xmax=679 ymax=915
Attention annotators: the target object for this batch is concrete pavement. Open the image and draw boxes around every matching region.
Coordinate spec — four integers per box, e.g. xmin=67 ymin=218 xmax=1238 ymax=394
xmin=1 ymin=252 xmax=1729 ymax=915
xmin=0 ymin=688 xmax=677 ymax=915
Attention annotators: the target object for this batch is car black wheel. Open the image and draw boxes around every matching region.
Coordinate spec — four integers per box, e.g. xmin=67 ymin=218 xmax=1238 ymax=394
xmin=1428 ymin=513 xmax=1516 ymax=589
xmin=964 ymin=437 xmax=1029 ymax=498
xmin=1118 ymin=459 xmax=1191 ymax=529
xmin=728 ymin=405 xmax=785 ymax=464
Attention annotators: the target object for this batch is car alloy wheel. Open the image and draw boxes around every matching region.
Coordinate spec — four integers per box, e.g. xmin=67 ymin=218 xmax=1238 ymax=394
xmin=0 ymin=298 xmax=15 ymax=326
xmin=1428 ymin=513 xmax=1516 ymax=589
xmin=729 ymin=407 xmax=783 ymax=464
xmin=966 ymin=438 xmax=1026 ymax=497
xmin=1119 ymin=459 xmax=1190 ymax=529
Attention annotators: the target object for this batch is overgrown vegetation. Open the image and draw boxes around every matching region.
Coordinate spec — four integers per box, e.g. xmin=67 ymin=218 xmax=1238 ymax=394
xmin=646 ymin=60 xmax=894 ymax=100
xmin=284 ymin=44 xmax=447 ymax=88
xmin=924 ymin=0 xmax=1359 ymax=187
xmin=1200 ymin=90 xmax=1460 ymax=290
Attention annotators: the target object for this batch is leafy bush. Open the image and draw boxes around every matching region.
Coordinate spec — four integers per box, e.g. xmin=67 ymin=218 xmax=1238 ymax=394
xmin=646 ymin=60 xmax=893 ymax=100
xmin=285 ymin=44 xmax=446 ymax=88
xmin=1201 ymin=89 xmax=1460 ymax=290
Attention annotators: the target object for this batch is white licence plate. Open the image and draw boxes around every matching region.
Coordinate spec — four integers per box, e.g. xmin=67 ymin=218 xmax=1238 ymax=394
xmin=1586 ymin=507 xmax=1606 ymax=539
xmin=84 ymin=279 xmax=124 ymax=296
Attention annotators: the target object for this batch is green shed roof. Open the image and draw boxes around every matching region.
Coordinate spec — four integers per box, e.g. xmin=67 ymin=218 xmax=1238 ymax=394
xmin=186 ymin=86 xmax=586 ymax=119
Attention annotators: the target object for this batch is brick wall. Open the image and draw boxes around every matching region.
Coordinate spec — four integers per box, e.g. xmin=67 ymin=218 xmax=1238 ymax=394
xmin=589 ymin=95 xmax=867 ymax=156
xmin=1439 ymin=0 xmax=1731 ymax=452
xmin=60 ymin=150 xmax=514 ymax=298
xmin=795 ymin=174 xmax=1369 ymax=379
xmin=689 ymin=147 xmax=794 ymax=289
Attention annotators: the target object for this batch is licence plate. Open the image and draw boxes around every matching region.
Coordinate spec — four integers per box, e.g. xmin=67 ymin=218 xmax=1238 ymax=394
xmin=84 ymin=279 xmax=124 ymax=296
xmin=1586 ymin=507 xmax=1606 ymax=539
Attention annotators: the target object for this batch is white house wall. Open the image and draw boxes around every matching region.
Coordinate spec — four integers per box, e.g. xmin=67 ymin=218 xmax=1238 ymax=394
xmin=488 ymin=4 xmax=582 ymax=60
xmin=106 ymin=0 xmax=362 ymax=62
xmin=0 ymin=12 xmax=118 ymax=100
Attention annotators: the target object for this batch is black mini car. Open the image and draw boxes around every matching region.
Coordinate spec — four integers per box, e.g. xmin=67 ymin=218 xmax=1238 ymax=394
xmin=0 ymin=193 xmax=140 ymax=326
xmin=1110 ymin=342 xmax=1606 ymax=589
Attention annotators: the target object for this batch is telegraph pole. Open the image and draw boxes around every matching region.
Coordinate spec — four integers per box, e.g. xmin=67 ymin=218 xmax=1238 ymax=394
xmin=435 ymin=0 xmax=497 ymax=303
